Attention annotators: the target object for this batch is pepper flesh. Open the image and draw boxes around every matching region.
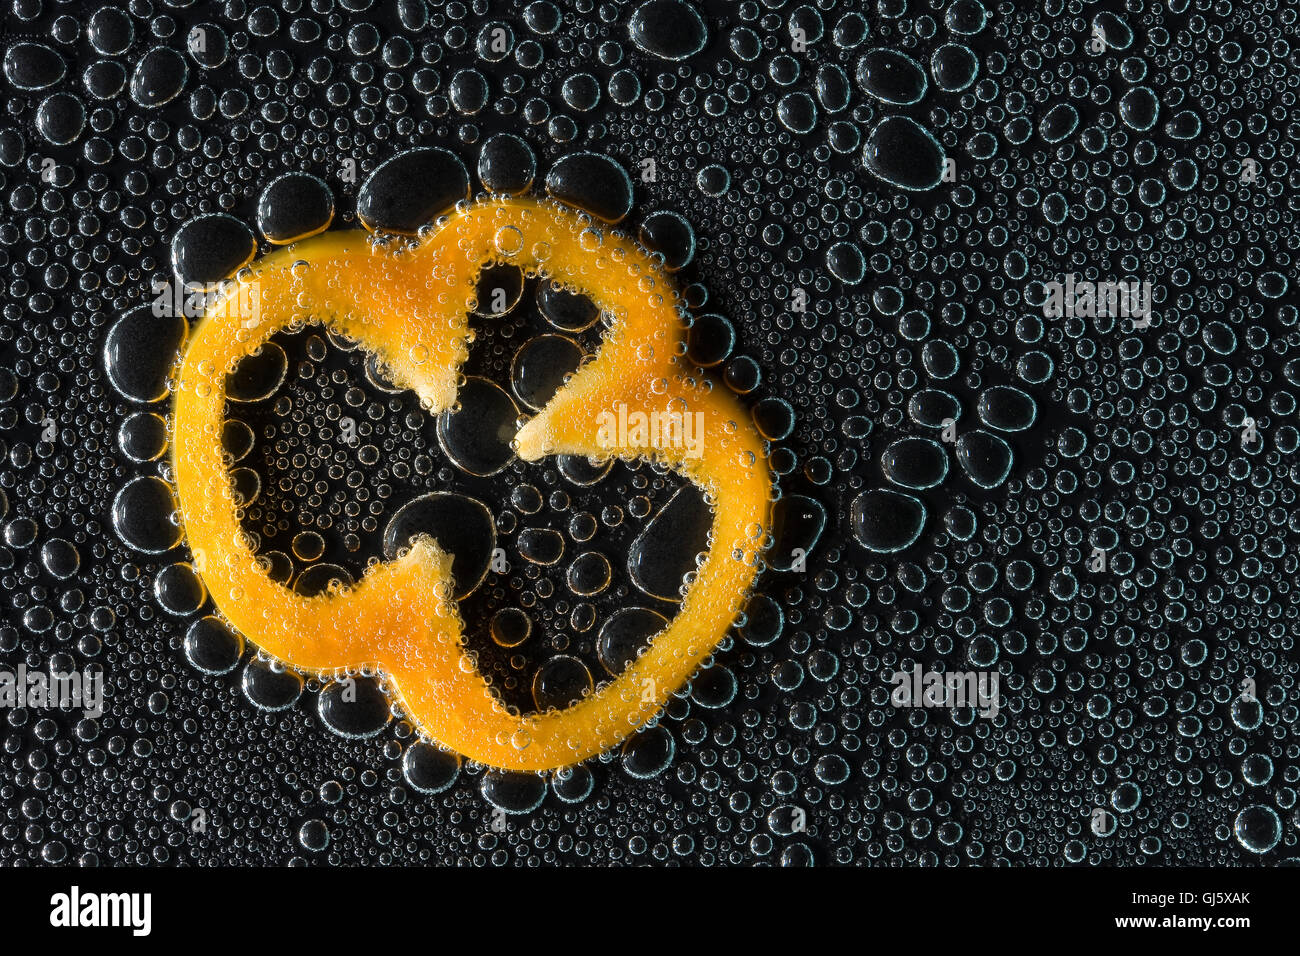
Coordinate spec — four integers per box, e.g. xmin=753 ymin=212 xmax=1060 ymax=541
xmin=172 ymin=196 xmax=773 ymax=771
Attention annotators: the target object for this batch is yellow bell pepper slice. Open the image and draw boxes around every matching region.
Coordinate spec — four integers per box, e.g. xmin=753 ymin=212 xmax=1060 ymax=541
xmin=172 ymin=196 xmax=772 ymax=771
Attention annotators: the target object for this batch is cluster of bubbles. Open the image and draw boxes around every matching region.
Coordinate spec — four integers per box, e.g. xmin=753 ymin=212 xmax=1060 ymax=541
xmin=0 ymin=0 xmax=1295 ymax=865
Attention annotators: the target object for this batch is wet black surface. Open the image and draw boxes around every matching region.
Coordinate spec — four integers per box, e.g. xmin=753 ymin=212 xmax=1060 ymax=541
xmin=0 ymin=0 xmax=1296 ymax=867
